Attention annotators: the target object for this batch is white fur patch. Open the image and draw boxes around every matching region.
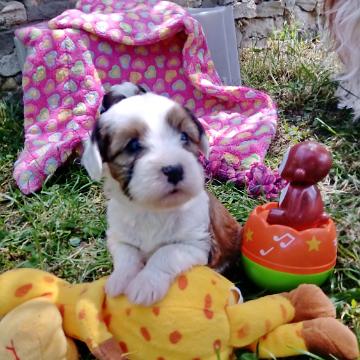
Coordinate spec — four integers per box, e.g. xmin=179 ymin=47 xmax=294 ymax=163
xmin=91 ymin=89 xmax=211 ymax=305
xmin=326 ymin=0 xmax=360 ymax=119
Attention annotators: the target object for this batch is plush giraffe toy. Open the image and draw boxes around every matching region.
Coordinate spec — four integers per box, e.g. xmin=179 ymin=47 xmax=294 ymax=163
xmin=0 ymin=267 xmax=358 ymax=360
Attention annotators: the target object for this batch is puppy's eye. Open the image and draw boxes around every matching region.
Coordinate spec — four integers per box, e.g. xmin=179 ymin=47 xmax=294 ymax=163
xmin=180 ymin=132 xmax=189 ymax=144
xmin=125 ymin=138 xmax=142 ymax=154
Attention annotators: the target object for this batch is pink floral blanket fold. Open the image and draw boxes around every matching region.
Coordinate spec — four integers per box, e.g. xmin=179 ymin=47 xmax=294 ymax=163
xmin=14 ymin=0 xmax=277 ymax=194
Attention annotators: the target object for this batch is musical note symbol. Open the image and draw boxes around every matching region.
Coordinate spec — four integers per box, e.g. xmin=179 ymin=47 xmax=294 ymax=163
xmin=273 ymin=233 xmax=296 ymax=249
xmin=259 ymin=247 xmax=274 ymax=256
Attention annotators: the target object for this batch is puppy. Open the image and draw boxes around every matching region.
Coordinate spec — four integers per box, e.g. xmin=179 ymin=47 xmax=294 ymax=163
xmin=82 ymin=82 xmax=242 ymax=305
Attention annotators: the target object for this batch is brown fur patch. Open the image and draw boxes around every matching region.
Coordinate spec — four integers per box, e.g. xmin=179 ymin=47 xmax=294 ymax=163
xmin=207 ymin=192 xmax=243 ymax=270
xmin=166 ymin=106 xmax=202 ymax=155
xmin=101 ymin=119 xmax=148 ymax=196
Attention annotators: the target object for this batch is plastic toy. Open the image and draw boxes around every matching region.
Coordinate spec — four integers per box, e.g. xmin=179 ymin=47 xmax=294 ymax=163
xmin=242 ymin=141 xmax=337 ymax=291
xmin=0 ymin=267 xmax=358 ymax=360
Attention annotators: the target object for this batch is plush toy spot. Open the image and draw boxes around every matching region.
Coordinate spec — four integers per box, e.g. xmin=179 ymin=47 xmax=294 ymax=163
xmin=15 ymin=283 xmax=33 ymax=297
xmin=204 ymin=294 xmax=212 ymax=308
xmin=213 ymin=339 xmax=221 ymax=351
xmin=152 ymin=307 xmax=160 ymax=316
xmin=140 ymin=327 xmax=151 ymax=341
xmin=43 ymin=276 xmax=55 ymax=283
xmin=169 ymin=330 xmax=182 ymax=344
xmin=203 ymin=309 xmax=214 ymax=320
xmin=237 ymin=323 xmax=250 ymax=339
xmin=119 ymin=341 xmax=128 ymax=353
xmin=177 ymin=275 xmax=188 ymax=290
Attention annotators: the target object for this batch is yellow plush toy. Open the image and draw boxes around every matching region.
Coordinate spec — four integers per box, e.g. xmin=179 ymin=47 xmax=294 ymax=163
xmin=0 ymin=266 xmax=358 ymax=360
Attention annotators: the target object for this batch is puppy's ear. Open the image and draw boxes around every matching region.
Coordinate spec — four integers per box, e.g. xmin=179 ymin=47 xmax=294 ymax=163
xmin=82 ymin=121 xmax=109 ymax=181
xmin=101 ymin=82 xmax=147 ymax=113
xmin=183 ymin=107 xmax=209 ymax=158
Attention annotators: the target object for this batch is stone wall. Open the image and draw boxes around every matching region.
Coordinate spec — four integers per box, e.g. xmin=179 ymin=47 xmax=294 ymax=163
xmin=0 ymin=0 xmax=76 ymax=93
xmin=0 ymin=0 xmax=323 ymax=94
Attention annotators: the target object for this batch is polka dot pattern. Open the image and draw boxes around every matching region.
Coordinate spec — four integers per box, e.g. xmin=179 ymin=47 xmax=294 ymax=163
xmin=140 ymin=327 xmax=151 ymax=341
xmin=14 ymin=0 xmax=277 ymax=196
xmin=169 ymin=330 xmax=182 ymax=344
xmin=15 ymin=284 xmax=33 ymax=297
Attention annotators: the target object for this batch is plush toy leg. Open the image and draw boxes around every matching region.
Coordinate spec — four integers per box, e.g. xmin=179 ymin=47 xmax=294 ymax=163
xmin=250 ymin=318 xmax=359 ymax=360
xmin=0 ymin=298 xmax=78 ymax=360
xmin=227 ymin=284 xmax=335 ymax=348
xmin=282 ymin=284 xmax=335 ymax=321
xmin=74 ymin=278 xmax=125 ymax=359
xmin=227 ymin=294 xmax=295 ymax=347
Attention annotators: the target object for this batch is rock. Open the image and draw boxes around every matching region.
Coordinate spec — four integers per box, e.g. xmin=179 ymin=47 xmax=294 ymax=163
xmin=22 ymin=0 xmax=76 ymax=22
xmin=217 ymin=0 xmax=235 ymax=5
xmin=294 ymin=4 xmax=318 ymax=30
xmin=284 ymin=0 xmax=296 ymax=7
xmin=0 ymin=52 xmax=20 ymax=76
xmin=233 ymin=0 xmax=257 ymax=19
xmin=256 ymin=0 xmax=285 ymax=17
xmin=296 ymin=0 xmax=317 ymax=12
xmin=237 ymin=16 xmax=284 ymax=47
xmin=0 ymin=30 xmax=15 ymax=56
xmin=1 ymin=76 xmax=18 ymax=91
xmin=0 ymin=1 xmax=26 ymax=30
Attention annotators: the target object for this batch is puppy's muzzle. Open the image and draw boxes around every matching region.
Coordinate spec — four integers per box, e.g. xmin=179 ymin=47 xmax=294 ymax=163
xmin=161 ymin=164 xmax=184 ymax=185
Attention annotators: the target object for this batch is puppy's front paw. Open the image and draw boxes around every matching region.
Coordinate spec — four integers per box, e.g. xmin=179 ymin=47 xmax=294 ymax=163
xmin=105 ymin=266 xmax=142 ymax=297
xmin=125 ymin=270 xmax=171 ymax=306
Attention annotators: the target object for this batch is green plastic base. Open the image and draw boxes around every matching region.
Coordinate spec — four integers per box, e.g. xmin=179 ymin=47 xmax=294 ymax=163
xmin=242 ymin=255 xmax=333 ymax=292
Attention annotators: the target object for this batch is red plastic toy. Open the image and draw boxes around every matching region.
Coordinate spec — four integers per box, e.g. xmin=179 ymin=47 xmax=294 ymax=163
xmin=267 ymin=141 xmax=332 ymax=230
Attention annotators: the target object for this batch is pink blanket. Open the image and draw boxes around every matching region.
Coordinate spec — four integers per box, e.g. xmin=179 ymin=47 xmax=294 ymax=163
xmin=14 ymin=0 xmax=277 ymax=194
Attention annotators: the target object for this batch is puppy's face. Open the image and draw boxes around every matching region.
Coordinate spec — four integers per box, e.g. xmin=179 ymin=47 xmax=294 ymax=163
xmin=83 ymin=85 xmax=208 ymax=209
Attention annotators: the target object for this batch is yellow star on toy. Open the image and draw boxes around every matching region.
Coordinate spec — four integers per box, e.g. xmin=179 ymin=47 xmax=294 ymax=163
xmin=307 ymin=236 xmax=321 ymax=252
xmin=245 ymin=229 xmax=254 ymax=242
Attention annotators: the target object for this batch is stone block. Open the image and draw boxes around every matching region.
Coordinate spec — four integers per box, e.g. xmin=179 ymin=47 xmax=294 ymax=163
xmin=237 ymin=16 xmax=284 ymax=47
xmin=1 ymin=76 xmax=18 ymax=91
xmin=296 ymin=0 xmax=317 ymax=12
xmin=0 ymin=30 xmax=15 ymax=56
xmin=0 ymin=1 xmax=26 ymax=30
xmin=217 ymin=0 xmax=235 ymax=5
xmin=294 ymin=4 xmax=317 ymax=29
xmin=166 ymin=0 xmax=202 ymax=6
xmin=233 ymin=0 xmax=257 ymax=19
xmin=0 ymin=51 xmax=20 ymax=76
xmin=256 ymin=1 xmax=285 ymax=17
xmin=23 ymin=0 xmax=76 ymax=21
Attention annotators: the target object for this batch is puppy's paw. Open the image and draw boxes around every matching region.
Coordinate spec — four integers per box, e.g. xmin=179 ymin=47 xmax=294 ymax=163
xmin=105 ymin=266 xmax=142 ymax=297
xmin=125 ymin=270 xmax=171 ymax=306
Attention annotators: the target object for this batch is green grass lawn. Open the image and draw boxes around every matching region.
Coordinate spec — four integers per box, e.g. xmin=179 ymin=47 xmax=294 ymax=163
xmin=1 ymin=27 xmax=359 ymax=359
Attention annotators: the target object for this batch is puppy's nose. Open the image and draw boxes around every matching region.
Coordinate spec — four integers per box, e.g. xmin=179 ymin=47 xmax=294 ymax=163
xmin=161 ymin=164 xmax=184 ymax=185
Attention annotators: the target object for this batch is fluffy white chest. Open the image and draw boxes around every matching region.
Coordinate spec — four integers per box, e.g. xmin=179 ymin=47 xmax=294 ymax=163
xmin=106 ymin=190 xmax=210 ymax=257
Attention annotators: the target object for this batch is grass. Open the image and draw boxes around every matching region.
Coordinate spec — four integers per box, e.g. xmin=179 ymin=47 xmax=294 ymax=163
xmin=1 ymin=25 xmax=359 ymax=359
